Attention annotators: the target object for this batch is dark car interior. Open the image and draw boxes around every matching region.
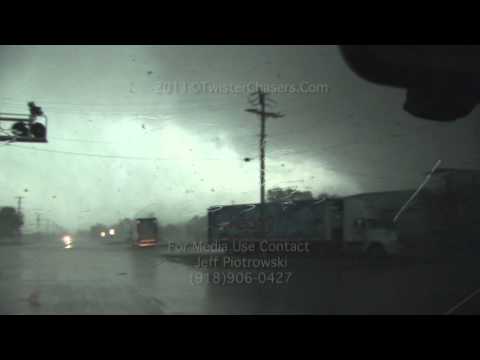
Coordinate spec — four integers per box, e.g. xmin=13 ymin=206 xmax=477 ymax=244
xmin=339 ymin=45 xmax=480 ymax=122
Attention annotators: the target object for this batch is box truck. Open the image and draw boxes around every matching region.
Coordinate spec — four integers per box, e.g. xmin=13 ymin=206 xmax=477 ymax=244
xmin=208 ymin=196 xmax=401 ymax=256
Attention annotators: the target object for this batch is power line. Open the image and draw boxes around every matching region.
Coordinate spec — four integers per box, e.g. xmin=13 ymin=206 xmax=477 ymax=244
xmin=0 ymin=97 xmax=238 ymax=113
xmin=267 ymin=123 xmax=436 ymax=158
xmin=7 ymin=144 xmax=241 ymax=162
xmin=48 ymin=137 xmax=116 ymax=144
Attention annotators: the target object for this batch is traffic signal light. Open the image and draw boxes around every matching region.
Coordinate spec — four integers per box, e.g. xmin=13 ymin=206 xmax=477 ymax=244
xmin=30 ymin=122 xmax=47 ymax=139
xmin=10 ymin=121 xmax=46 ymax=140
xmin=1 ymin=101 xmax=47 ymax=143
xmin=11 ymin=122 xmax=29 ymax=137
xmin=28 ymin=102 xmax=44 ymax=117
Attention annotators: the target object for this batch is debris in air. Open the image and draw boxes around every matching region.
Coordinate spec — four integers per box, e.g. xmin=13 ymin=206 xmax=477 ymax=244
xmin=27 ymin=290 xmax=41 ymax=307
xmin=244 ymin=157 xmax=252 ymax=162
xmin=147 ymin=71 xmax=153 ymax=75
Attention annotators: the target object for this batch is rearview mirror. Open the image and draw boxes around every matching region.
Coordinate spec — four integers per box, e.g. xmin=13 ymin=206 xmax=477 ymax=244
xmin=339 ymin=45 xmax=480 ymax=122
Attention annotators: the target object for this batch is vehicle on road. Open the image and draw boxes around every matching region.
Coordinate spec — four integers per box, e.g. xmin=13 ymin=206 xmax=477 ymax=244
xmin=98 ymin=228 xmax=116 ymax=240
xmin=61 ymin=233 xmax=74 ymax=248
xmin=208 ymin=161 xmax=441 ymax=258
xmin=208 ymin=196 xmax=401 ymax=257
xmin=132 ymin=217 xmax=160 ymax=247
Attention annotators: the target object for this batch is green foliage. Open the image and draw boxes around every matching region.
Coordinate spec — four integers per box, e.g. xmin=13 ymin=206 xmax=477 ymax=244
xmin=267 ymin=187 xmax=314 ymax=202
xmin=316 ymin=192 xmax=341 ymax=200
xmin=0 ymin=207 xmax=23 ymax=238
xmin=89 ymin=223 xmax=108 ymax=237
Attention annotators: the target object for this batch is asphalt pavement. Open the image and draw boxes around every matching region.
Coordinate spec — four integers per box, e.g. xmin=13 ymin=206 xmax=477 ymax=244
xmin=1 ymin=235 xmax=480 ymax=315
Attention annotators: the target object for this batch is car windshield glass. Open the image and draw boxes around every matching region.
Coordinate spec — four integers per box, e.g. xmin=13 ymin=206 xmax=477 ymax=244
xmin=1 ymin=45 xmax=480 ymax=315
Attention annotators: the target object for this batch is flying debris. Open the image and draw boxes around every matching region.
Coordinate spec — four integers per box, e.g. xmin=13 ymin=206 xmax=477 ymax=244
xmin=244 ymin=157 xmax=252 ymax=162
xmin=147 ymin=71 xmax=153 ymax=75
xmin=27 ymin=289 xmax=41 ymax=307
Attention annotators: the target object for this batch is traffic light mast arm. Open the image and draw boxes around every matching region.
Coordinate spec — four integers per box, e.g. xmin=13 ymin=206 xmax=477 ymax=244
xmin=0 ymin=115 xmax=33 ymax=122
xmin=0 ymin=102 xmax=47 ymax=143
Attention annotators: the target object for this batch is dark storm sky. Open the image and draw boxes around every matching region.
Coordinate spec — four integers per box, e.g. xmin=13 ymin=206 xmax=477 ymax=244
xmin=1 ymin=45 xmax=479 ymax=230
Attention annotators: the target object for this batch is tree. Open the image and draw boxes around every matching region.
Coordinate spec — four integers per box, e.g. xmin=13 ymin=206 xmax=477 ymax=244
xmin=110 ymin=218 xmax=135 ymax=241
xmin=185 ymin=215 xmax=207 ymax=243
xmin=316 ymin=192 xmax=341 ymax=200
xmin=267 ymin=187 xmax=314 ymax=202
xmin=89 ymin=223 xmax=108 ymax=238
xmin=0 ymin=207 xmax=23 ymax=239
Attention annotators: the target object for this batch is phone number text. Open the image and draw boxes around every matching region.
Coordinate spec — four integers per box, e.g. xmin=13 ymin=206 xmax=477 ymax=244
xmin=190 ymin=271 xmax=293 ymax=286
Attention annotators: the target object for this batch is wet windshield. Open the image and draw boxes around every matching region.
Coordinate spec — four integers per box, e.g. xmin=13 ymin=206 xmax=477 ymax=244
xmin=1 ymin=45 xmax=480 ymax=315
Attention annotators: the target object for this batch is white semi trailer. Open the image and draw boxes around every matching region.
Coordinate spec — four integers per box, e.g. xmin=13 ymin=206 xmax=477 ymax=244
xmin=208 ymin=162 xmax=441 ymax=257
xmin=208 ymin=196 xmax=401 ymax=256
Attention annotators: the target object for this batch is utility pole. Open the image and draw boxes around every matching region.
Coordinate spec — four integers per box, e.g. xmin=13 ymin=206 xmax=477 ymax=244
xmin=245 ymin=89 xmax=284 ymax=238
xmin=45 ymin=219 xmax=51 ymax=235
xmin=15 ymin=196 xmax=24 ymax=214
xmin=36 ymin=213 xmax=41 ymax=233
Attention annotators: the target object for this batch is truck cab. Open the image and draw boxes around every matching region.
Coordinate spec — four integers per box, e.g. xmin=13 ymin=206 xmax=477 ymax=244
xmin=352 ymin=218 xmax=401 ymax=256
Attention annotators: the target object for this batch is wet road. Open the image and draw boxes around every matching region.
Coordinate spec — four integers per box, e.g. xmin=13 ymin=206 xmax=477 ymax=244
xmin=0 ymin=237 xmax=205 ymax=315
xmin=2 ymin=236 xmax=480 ymax=314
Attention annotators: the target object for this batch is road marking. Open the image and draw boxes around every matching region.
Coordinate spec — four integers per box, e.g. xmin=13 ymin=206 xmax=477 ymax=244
xmin=445 ymin=287 xmax=480 ymax=315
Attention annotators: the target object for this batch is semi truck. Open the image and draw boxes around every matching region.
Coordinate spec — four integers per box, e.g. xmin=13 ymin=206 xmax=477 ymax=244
xmin=208 ymin=162 xmax=442 ymax=257
xmin=207 ymin=196 xmax=402 ymax=256
xmin=131 ymin=217 xmax=160 ymax=247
